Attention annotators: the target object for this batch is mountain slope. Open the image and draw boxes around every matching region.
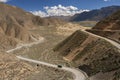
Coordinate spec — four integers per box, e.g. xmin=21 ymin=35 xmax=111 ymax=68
xmin=0 ymin=3 xmax=46 ymax=50
xmin=70 ymin=6 xmax=120 ymax=21
xmin=87 ymin=10 xmax=120 ymax=43
xmin=54 ymin=30 xmax=120 ymax=80
xmin=93 ymin=10 xmax=120 ymax=30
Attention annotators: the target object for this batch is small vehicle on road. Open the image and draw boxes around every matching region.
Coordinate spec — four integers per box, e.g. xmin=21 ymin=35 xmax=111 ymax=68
xmin=57 ymin=65 xmax=62 ymax=68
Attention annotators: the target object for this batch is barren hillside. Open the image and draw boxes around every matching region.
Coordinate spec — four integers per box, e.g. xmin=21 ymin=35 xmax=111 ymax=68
xmin=93 ymin=10 xmax=120 ymax=30
xmin=0 ymin=3 xmax=69 ymax=44
xmin=0 ymin=3 xmax=42 ymax=49
xmin=87 ymin=10 xmax=120 ymax=43
xmin=0 ymin=3 xmax=61 ymax=50
xmin=54 ymin=30 xmax=120 ymax=80
xmin=86 ymin=30 xmax=120 ymax=43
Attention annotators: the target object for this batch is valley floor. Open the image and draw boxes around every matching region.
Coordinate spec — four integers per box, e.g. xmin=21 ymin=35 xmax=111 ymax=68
xmin=7 ymin=25 xmax=120 ymax=80
xmin=7 ymin=26 xmax=77 ymax=80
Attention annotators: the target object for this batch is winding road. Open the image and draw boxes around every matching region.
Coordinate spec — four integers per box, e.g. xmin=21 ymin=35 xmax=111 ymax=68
xmin=6 ymin=30 xmax=120 ymax=80
xmin=6 ymin=36 xmax=88 ymax=80
xmin=16 ymin=56 xmax=88 ymax=80
xmin=83 ymin=30 xmax=120 ymax=50
xmin=6 ymin=37 xmax=45 ymax=53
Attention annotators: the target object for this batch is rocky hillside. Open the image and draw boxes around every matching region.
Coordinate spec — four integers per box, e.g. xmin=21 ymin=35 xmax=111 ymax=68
xmin=0 ymin=3 xmax=37 ymax=29
xmin=33 ymin=16 xmax=66 ymax=26
xmin=86 ymin=30 xmax=120 ymax=43
xmin=0 ymin=52 xmax=35 ymax=80
xmin=0 ymin=3 xmax=68 ymax=42
xmin=70 ymin=6 xmax=120 ymax=22
xmin=0 ymin=3 xmax=66 ymax=50
xmin=0 ymin=3 xmax=84 ymax=50
xmin=93 ymin=10 xmax=120 ymax=30
xmin=54 ymin=30 xmax=120 ymax=80
xmin=87 ymin=10 xmax=120 ymax=43
xmin=0 ymin=3 xmax=39 ymax=50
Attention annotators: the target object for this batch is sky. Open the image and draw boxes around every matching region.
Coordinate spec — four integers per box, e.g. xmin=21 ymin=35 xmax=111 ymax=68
xmin=0 ymin=0 xmax=120 ymax=17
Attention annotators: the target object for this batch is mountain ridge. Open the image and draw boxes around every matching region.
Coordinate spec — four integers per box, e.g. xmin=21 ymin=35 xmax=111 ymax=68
xmin=70 ymin=5 xmax=120 ymax=21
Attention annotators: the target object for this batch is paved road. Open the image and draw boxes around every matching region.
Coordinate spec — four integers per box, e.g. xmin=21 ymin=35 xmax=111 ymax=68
xmin=17 ymin=56 xmax=88 ymax=80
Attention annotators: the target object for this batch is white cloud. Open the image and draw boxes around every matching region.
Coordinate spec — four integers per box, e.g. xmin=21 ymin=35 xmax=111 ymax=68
xmin=0 ymin=0 xmax=8 ymax=2
xmin=31 ymin=11 xmax=48 ymax=17
xmin=31 ymin=4 xmax=89 ymax=17
xmin=104 ymin=0 xmax=110 ymax=1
